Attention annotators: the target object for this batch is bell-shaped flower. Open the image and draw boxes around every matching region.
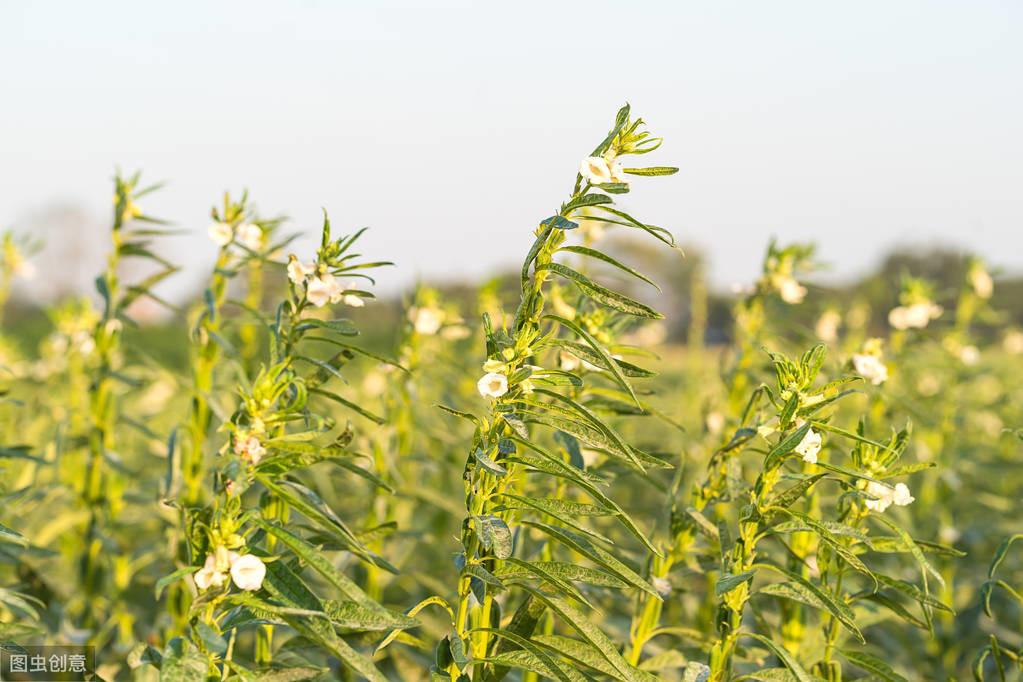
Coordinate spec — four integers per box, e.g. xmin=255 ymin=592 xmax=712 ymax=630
xmin=287 ymin=256 xmax=315 ymax=284
xmin=579 ymin=156 xmax=614 ymax=185
xmin=208 ymin=221 xmax=234 ymax=247
xmin=477 ymin=372 xmax=508 ymax=398
xmin=306 ymin=273 xmax=342 ymax=308
xmin=236 ymin=223 xmax=263 ymax=251
xmin=794 ymin=427 xmax=822 ymax=464
xmin=230 ymin=553 xmax=267 ymax=591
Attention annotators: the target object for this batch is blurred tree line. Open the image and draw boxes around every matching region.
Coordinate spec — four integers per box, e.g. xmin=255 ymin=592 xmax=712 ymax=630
xmin=3 ymin=242 xmax=1020 ymax=373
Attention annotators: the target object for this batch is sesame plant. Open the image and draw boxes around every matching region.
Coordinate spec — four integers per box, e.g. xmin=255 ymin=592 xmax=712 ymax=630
xmin=374 ymin=105 xmax=682 ymax=681
xmin=137 ymin=214 xmax=424 ymax=680
xmin=3 ymin=106 xmax=1023 ymax=682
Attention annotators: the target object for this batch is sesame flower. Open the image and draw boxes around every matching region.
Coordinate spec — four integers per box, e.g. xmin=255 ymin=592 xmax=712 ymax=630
xmin=815 ymin=310 xmax=841 ymax=343
xmin=208 ymin=221 xmax=234 ymax=247
xmin=776 ymin=277 xmax=807 ymax=305
xmin=409 ymin=306 xmax=444 ymax=335
xmin=863 ymin=481 xmax=915 ymax=513
xmin=194 ymin=554 xmax=228 ymax=591
xmin=477 ymin=372 xmax=508 ymax=398
xmin=1004 ymin=330 xmax=1023 ymax=355
xmin=331 ymin=281 xmax=365 ymax=308
xmin=230 ymin=553 xmax=267 ymax=591
xmin=306 ymin=273 xmax=342 ymax=308
xmin=234 ymin=434 xmax=267 ymax=466
xmin=651 ymin=576 xmax=672 ymax=598
xmin=852 ymin=352 xmax=888 ymax=386
xmin=794 ymin=427 xmax=822 ymax=464
xmin=888 ymin=302 xmax=942 ymax=330
xmin=969 ymin=265 xmax=993 ymax=299
xmin=559 ymin=350 xmax=581 ymax=372
xmin=287 ymin=256 xmax=315 ymax=284
xmin=959 ymin=345 xmax=980 ymax=366
xmin=579 ymin=156 xmax=614 ymax=185
xmin=236 ymin=223 xmax=263 ymax=251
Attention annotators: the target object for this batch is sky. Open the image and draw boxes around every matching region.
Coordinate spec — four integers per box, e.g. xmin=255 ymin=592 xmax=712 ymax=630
xmin=1 ymin=0 xmax=1021 ymax=299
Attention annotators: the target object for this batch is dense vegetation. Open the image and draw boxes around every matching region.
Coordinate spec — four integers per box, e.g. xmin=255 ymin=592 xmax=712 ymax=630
xmin=1 ymin=107 xmax=1021 ymax=681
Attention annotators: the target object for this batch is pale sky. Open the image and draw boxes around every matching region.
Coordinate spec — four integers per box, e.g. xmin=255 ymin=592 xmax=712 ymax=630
xmin=2 ymin=1 xmax=1021 ymax=298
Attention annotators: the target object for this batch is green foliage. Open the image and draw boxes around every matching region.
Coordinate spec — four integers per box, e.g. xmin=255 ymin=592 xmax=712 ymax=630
xmin=0 ymin=107 xmax=1020 ymax=682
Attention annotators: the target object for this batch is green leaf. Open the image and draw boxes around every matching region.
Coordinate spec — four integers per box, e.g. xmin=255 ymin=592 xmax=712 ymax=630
xmin=563 ymin=193 xmax=614 ymax=212
xmin=523 ymin=593 xmax=658 ymax=682
xmin=473 ymin=447 xmax=507 ymax=477
xmin=545 ymin=314 xmax=639 ymax=406
xmin=309 ymin=387 xmax=385 ymax=425
xmin=474 ymin=627 xmax=576 ymax=682
xmin=499 ymin=557 xmax=590 ymax=606
xmin=539 ymin=263 xmax=662 ymax=319
xmin=755 ymin=565 xmax=863 ymax=642
xmin=838 ymin=649 xmax=908 ymax=682
xmin=495 ymin=560 xmax=628 ymax=589
xmin=154 ymin=566 xmax=199 ymax=600
xmin=716 ymin=570 xmax=755 ymax=596
xmin=742 ymin=632 xmax=813 ymax=682
xmin=557 ymin=245 xmax=660 ymax=290
xmin=324 ymin=600 xmax=418 ymax=631
xmin=252 ymin=518 xmax=382 ymax=611
xmin=523 ymin=521 xmax=658 ymax=598
xmin=195 ymin=622 xmax=227 ymax=656
xmin=770 ymin=508 xmax=876 ymax=588
xmin=622 ymin=166 xmax=679 ymax=176
xmin=474 ymin=515 xmax=513 ymax=559
xmin=989 ymin=533 xmax=1023 ymax=579
xmin=159 ymin=639 xmax=208 ymax=682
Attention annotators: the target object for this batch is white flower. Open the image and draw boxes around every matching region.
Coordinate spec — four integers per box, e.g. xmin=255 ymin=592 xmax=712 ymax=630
xmin=1004 ymin=331 xmax=1023 ymax=355
xmin=579 ymin=156 xmax=614 ymax=185
xmin=959 ymin=345 xmax=980 ymax=366
xmin=609 ymin=160 xmax=628 ymax=184
xmin=863 ymin=481 xmax=914 ymax=513
xmin=852 ymin=353 xmax=888 ymax=385
xmin=441 ymin=325 xmax=471 ymax=340
xmin=477 ymin=372 xmax=508 ymax=398
xmin=410 ymin=307 xmax=444 ymax=335
xmin=777 ymin=277 xmax=807 ymax=305
xmin=236 ymin=223 xmax=263 ymax=251
xmin=194 ymin=554 xmax=228 ymax=591
xmin=970 ymin=268 xmax=993 ymax=299
xmin=306 ymin=273 xmax=342 ymax=308
xmin=705 ymin=411 xmax=725 ymax=435
xmin=234 ymin=434 xmax=266 ymax=465
xmin=230 ymin=554 xmax=267 ymax=591
xmin=332 ymin=281 xmax=365 ymax=307
xmin=12 ymin=258 xmax=35 ymax=280
xmin=815 ymin=310 xmax=841 ymax=342
xmin=891 ymin=482 xmax=915 ymax=507
xmin=889 ymin=302 xmax=942 ymax=330
xmin=287 ymin=256 xmax=315 ymax=284
xmin=794 ymin=427 xmax=822 ymax=464
xmin=208 ymin=221 xmax=234 ymax=247
xmin=559 ymin=351 xmax=581 ymax=372
xmin=651 ymin=576 xmax=672 ymax=598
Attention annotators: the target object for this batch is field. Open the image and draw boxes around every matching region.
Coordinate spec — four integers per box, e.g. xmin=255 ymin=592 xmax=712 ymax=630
xmin=1 ymin=106 xmax=1022 ymax=681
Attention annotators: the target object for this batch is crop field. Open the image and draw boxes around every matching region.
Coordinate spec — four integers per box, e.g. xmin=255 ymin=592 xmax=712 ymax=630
xmin=1 ymin=106 xmax=1021 ymax=681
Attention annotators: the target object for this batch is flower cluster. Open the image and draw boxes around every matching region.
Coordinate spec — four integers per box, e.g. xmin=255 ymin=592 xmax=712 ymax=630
xmin=579 ymin=155 xmax=629 ymax=186
xmin=889 ymin=276 xmax=943 ymax=330
xmin=287 ymin=256 xmax=364 ymax=308
xmin=208 ymin=220 xmax=264 ymax=251
xmin=862 ymin=480 xmax=915 ymax=513
xmin=193 ymin=547 xmax=266 ymax=592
